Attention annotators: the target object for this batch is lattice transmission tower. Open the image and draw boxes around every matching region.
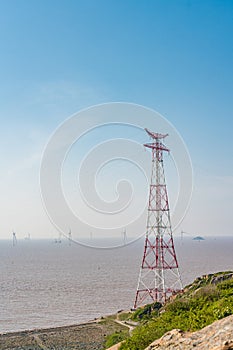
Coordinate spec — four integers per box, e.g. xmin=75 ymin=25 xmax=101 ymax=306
xmin=134 ymin=129 xmax=182 ymax=308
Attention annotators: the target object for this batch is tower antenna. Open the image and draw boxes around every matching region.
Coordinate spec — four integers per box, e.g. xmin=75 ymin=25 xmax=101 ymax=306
xmin=134 ymin=129 xmax=182 ymax=308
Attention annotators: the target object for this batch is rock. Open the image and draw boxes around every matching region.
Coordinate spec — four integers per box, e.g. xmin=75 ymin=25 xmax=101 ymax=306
xmin=145 ymin=314 xmax=233 ymax=350
xmin=211 ymin=273 xmax=233 ymax=285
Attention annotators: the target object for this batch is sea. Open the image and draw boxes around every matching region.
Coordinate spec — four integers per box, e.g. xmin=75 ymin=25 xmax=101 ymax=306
xmin=0 ymin=236 xmax=232 ymax=333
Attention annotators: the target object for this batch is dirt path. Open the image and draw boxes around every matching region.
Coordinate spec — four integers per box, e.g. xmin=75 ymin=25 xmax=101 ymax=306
xmin=105 ymin=314 xmax=138 ymax=350
xmin=114 ymin=317 xmax=136 ymax=335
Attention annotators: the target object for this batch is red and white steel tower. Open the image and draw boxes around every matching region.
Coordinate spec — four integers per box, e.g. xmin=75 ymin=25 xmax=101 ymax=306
xmin=134 ymin=129 xmax=182 ymax=308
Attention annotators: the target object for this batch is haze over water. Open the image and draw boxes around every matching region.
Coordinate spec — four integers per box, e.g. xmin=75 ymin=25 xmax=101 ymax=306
xmin=0 ymin=236 xmax=232 ymax=333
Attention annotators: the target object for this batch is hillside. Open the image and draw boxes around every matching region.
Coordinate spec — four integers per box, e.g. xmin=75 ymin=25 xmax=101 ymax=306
xmin=105 ymin=271 xmax=233 ymax=350
xmin=145 ymin=314 xmax=233 ymax=349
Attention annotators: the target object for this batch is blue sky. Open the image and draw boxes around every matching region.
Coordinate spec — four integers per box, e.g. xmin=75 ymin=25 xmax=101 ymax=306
xmin=0 ymin=0 xmax=233 ymax=240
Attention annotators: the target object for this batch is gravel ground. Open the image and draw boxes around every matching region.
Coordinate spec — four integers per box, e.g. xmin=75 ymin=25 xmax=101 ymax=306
xmin=0 ymin=319 xmax=127 ymax=350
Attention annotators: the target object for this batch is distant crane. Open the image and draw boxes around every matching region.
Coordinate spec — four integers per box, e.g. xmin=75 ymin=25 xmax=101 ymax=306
xmin=12 ymin=231 xmax=17 ymax=246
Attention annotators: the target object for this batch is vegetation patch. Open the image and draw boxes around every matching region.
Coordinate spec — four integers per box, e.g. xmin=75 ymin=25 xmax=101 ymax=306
xmin=104 ymin=329 xmax=128 ymax=348
xmin=118 ymin=272 xmax=233 ymax=350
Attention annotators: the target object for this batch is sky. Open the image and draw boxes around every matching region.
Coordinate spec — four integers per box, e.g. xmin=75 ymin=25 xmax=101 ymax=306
xmin=0 ymin=0 xmax=233 ymax=241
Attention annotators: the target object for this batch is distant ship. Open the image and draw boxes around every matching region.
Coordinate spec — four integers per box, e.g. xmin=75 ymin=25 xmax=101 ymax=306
xmin=193 ymin=236 xmax=205 ymax=241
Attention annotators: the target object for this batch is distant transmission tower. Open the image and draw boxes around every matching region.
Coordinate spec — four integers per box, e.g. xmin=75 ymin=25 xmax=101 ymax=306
xmin=134 ymin=129 xmax=182 ymax=308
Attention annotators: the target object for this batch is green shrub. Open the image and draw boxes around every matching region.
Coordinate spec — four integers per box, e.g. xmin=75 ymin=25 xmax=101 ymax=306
xmin=165 ymin=298 xmax=191 ymax=313
xmin=105 ymin=331 xmax=128 ymax=348
xmin=193 ymin=285 xmax=219 ymax=301
xmin=130 ymin=302 xmax=162 ymax=322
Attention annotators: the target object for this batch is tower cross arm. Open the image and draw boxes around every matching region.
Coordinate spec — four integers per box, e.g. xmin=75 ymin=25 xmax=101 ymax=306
xmin=145 ymin=128 xmax=168 ymax=140
xmin=144 ymin=142 xmax=169 ymax=152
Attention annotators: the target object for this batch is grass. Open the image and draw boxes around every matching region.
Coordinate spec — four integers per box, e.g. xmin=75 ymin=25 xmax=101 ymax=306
xmin=118 ymin=312 xmax=132 ymax=321
xmin=105 ymin=329 xmax=129 ymax=348
xmin=117 ymin=272 xmax=233 ymax=350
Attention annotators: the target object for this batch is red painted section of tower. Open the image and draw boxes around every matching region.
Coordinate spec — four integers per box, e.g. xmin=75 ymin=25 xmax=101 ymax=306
xmin=134 ymin=129 xmax=182 ymax=308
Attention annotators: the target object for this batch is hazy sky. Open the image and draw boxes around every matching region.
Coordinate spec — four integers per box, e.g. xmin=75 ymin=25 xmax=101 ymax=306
xmin=0 ymin=0 xmax=233 ymax=240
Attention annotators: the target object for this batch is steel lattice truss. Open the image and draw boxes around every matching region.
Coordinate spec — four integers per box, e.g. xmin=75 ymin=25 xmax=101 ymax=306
xmin=134 ymin=129 xmax=183 ymax=308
